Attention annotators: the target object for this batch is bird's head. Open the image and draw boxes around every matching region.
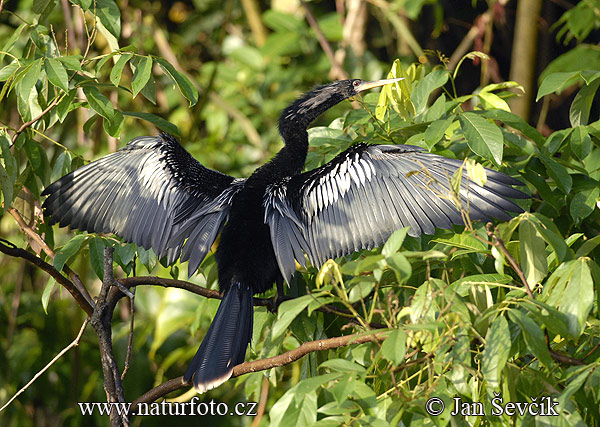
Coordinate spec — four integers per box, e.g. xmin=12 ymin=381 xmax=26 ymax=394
xmin=281 ymin=77 xmax=404 ymax=129
xmin=340 ymin=77 xmax=405 ymax=98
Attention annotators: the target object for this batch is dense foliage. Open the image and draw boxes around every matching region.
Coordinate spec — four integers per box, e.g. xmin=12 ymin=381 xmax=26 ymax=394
xmin=1 ymin=0 xmax=599 ymax=426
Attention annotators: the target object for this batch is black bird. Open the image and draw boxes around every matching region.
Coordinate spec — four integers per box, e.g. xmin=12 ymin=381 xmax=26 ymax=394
xmin=42 ymin=78 xmax=528 ymax=392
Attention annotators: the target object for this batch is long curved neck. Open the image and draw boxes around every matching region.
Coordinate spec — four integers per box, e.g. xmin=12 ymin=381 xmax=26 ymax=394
xmin=271 ymin=85 xmax=348 ymax=178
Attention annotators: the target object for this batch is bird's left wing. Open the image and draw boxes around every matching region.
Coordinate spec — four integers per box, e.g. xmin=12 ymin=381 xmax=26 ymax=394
xmin=43 ymin=133 xmax=245 ymax=273
xmin=264 ymin=144 xmax=528 ymax=283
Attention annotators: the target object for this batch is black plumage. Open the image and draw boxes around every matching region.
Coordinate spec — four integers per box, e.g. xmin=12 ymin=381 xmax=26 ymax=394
xmin=42 ymin=78 xmax=528 ymax=393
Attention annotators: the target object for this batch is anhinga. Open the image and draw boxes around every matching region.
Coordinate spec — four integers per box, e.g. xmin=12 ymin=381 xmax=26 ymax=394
xmin=42 ymin=78 xmax=528 ymax=393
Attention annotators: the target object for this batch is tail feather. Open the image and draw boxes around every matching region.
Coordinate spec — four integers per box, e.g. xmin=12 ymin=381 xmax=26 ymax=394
xmin=184 ymin=282 xmax=253 ymax=393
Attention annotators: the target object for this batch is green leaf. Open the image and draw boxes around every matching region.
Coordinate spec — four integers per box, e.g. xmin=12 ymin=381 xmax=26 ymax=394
xmin=481 ymin=109 xmax=545 ymax=146
xmin=88 ymin=237 xmax=106 ymax=280
xmin=53 ymin=234 xmax=88 ymax=272
xmin=411 ymin=68 xmax=449 ymax=115
xmin=543 ymin=259 xmax=594 ymax=338
xmin=103 ymin=109 xmax=124 ymax=137
xmin=50 ymin=150 xmax=72 ymax=181
xmin=450 ymin=273 xmax=513 ymax=297
xmin=539 ymin=155 xmax=572 ymax=194
xmin=478 ymin=91 xmax=510 ymax=111
xmin=348 ymin=281 xmax=375 ymax=304
xmin=386 ymin=253 xmax=412 ymax=283
xmin=519 ymin=218 xmax=548 ymax=285
xmin=560 ymin=259 xmax=594 ymax=337
xmin=109 ymin=52 xmax=133 ymax=87
xmin=44 ymin=58 xmax=69 ymax=92
xmin=70 ymin=0 xmax=92 ymax=10
xmin=575 ymin=235 xmax=600 ymax=258
xmin=0 ymin=23 xmax=26 ymax=64
xmin=56 ymin=89 xmax=77 ymax=122
xmin=544 ymin=128 xmax=572 ymax=154
xmin=570 ymin=187 xmax=599 ymax=223
xmin=95 ymin=0 xmax=121 ymax=38
xmin=570 ymin=77 xmax=600 ymax=126
xmin=56 ymin=55 xmax=83 ymax=71
xmin=458 ymin=112 xmax=503 ymax=165
xmin=569 ymin=125 xmax=592 ymax=160
xmin=41 ymin=278 xmax=57 ymax=314
xmin=0 ymin=131 xmax=17 ymax=180
xmin=536 ymin=71 xmax=581 ymax=101
xmin=269 ymin=373 xmax=340 ymax=426
xmin=17 ymin=58 xmax=42 ymax=103
xmin=122 ymin=111 xmax=180 ymax=136
xmin=320 ymin=358 xmax=366 ymax=374
xmin=23 ymin=138 xmax=43 ymax=172
xmin=82 ymin=86 xmax=114 ymax=120
xmin=380 ymin=329 xmax=406 ymax=365
xmin=155 ymin=57 xmax=198 ymax=106
xmin=558 ymin=366 xmax=594 ymax=411
xmin=136 ymin=246 xmax=157 ymax=273
xmin=33 ymin=0 xmax=55 ymax=15
xmin=507 ymin=309 xmax=553 ymax=368
xmin=382 ymin=227 xmax=409 ymax=257
xmin=0 ymin=162 xmax=13 ymax=214
xmin=481 ymin=315 xmax=511 ymax=389
xmin=272 ymin=295 xmax=314 ymax=340
xmin=131 ymin=55 xmax=152 ymax=97
xmin=424 ymin=116 xmax=454 ymax=149
xmin=0 ymin=61 xmax=19 ymax=81
xmin=530 ymin=213 xmax=571 ymax=263
xmin=262 ymin=10 xmax=304 ymax=32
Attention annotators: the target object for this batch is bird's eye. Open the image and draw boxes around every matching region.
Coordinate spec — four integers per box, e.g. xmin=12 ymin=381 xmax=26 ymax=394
xmin=353 ymin=80 xmax=360 ymax=87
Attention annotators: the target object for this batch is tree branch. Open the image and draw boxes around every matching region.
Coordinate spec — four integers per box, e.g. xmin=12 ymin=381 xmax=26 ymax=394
xmin=90 ymin=247 xmax=128 ymax=427
xmin=131 ymin=330 xmax=387 ymax=410
xmin=0 ymin=238 xmax=94 ymax=316
xmin=8 ymin=207 xmax=95 ymax=309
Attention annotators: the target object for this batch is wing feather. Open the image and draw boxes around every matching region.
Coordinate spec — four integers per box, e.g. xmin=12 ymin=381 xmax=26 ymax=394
xmin=264 ymin=144 xmax=528 ymax=283
xmin=42 ymin=133 xmax=244 ymax=273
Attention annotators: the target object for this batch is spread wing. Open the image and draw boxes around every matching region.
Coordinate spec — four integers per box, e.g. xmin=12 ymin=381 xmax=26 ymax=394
xmin=42 ymin=133 xmax=245 ymax=273
xmin=264 ymin=144 xmax=528 ymax=283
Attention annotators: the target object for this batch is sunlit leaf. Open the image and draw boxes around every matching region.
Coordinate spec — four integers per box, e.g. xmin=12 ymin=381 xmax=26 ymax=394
xmin=570 ymin=77 xmax=600 ymax=127
xmin=109 ymin=52 xmax=133 ymax=87
xmin=519 ymin=218 xmax=548 ymax=285
xmin=131 ymin=55 xmax=152 ymax=97
xmin=155 ymin=57 xmax=198 ymax=106
xmin=459 ymin=112 xmax=504 ymax=165
xmin=44 ymin=58 xmax=69 ymax=92
xmin=481 ymin=315 xmax=510 ymax=389
xmin=537 ymin=71 xmax=581 ymax=101
xmin=380 ymin=329 xmax=406 ymax=365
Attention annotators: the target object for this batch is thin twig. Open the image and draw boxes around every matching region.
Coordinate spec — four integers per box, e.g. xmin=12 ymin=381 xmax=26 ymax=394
xmin=11 ymin=97 xmax=62 ymax=144
xmin=484 ymin=223 xmax=534 ymax=298
xmin=0 ymin=318 xmax=89 ymax=413
xmin=299 ymin=0 xmax=348 ymax=80
xmin=251 ymin=375 xmax=269 ymax=427
xmin=121 ymin=288 xmax=136 ymax=381
xmin=131 ymin=330 xmax=388 ymax=409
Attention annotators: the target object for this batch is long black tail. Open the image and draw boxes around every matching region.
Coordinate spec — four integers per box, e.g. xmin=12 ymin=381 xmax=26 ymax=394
xmin=184 ymin=282 xmax=253 ymax=393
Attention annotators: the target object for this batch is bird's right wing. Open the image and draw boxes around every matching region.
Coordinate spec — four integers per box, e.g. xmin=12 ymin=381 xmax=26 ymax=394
xmin=264 ymin=144 xmax=529 ymax=283
xmin=42 ymin=133 xmax=245 ymax=273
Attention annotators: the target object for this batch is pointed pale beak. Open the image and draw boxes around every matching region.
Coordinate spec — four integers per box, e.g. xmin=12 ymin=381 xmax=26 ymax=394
xmin=355 ymin=77 xmax=404 ymax=93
